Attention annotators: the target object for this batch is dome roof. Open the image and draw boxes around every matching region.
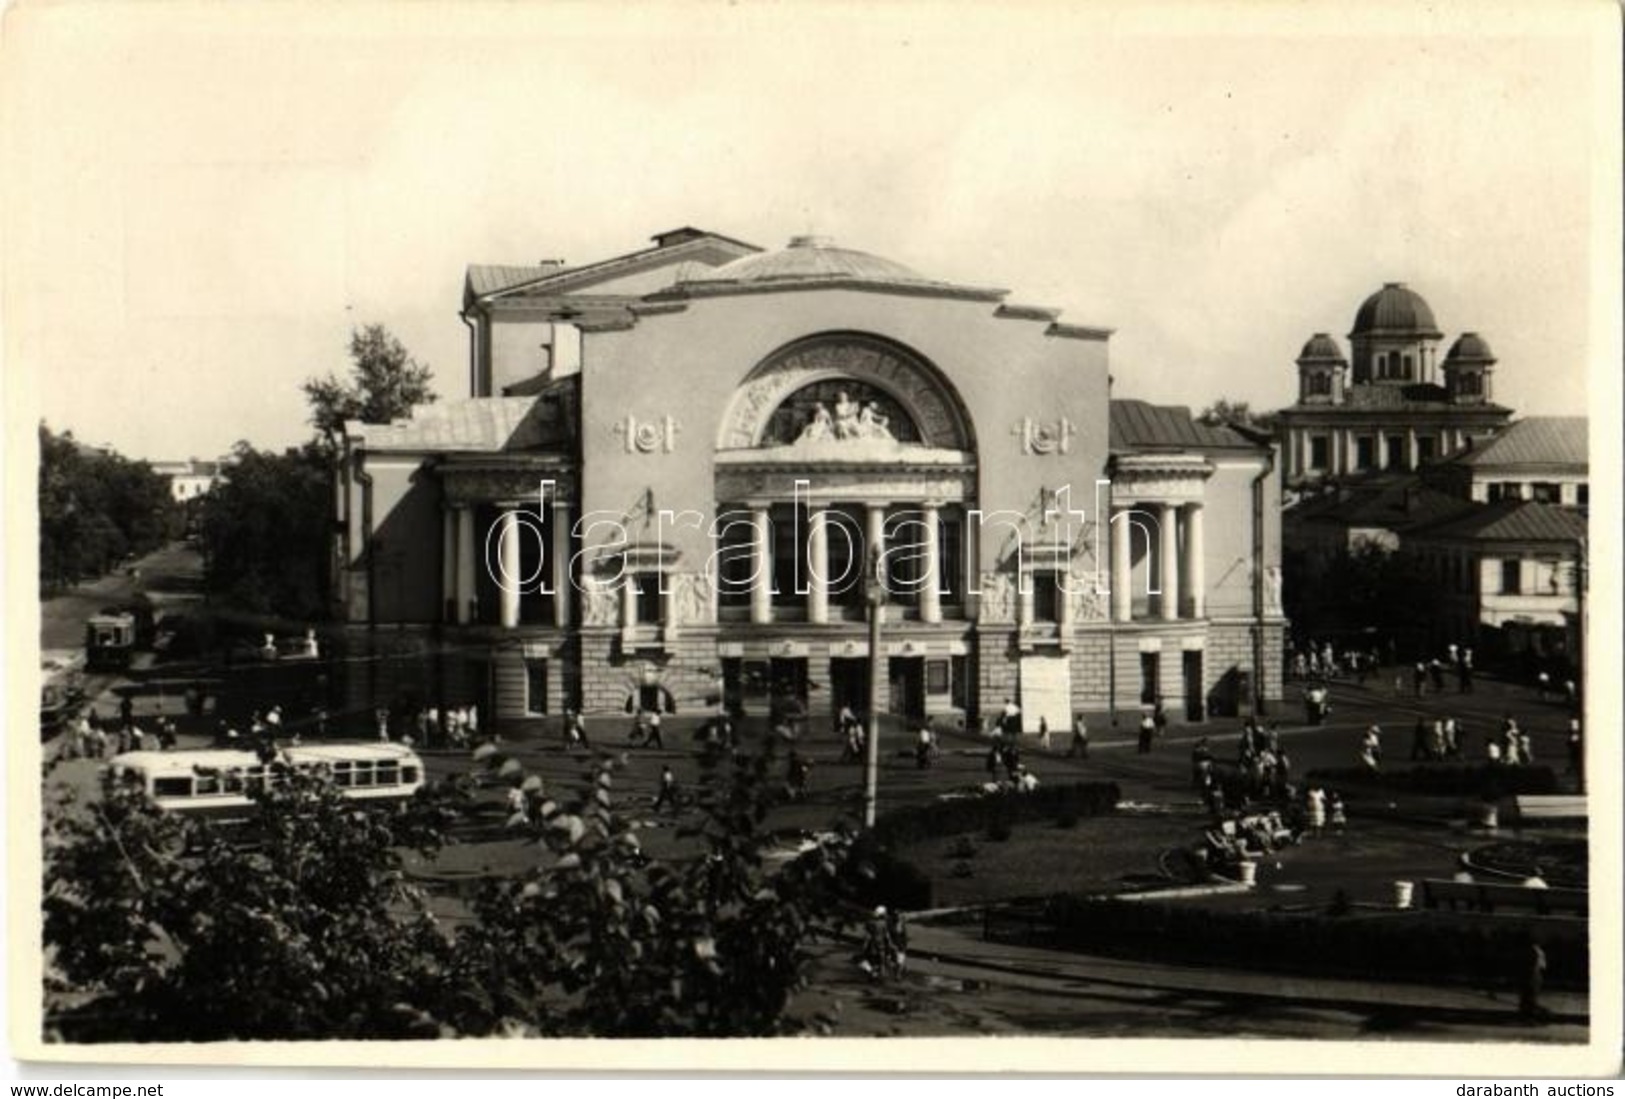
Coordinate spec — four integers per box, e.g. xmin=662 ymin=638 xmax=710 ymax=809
xmin=1351 ymin=283 xmax=1442 ymax=338
xmin=1297 ymin=332 xmax=1346 ymax=363
xmin=688 ymin=235 xmax=936 ymax=286
xmin=1445 ymin=331 xmax=1497 ymax=363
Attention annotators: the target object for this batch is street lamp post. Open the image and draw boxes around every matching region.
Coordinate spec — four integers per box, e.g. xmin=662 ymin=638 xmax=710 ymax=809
xmin=863 ymin=546 xmax=887 ymax=828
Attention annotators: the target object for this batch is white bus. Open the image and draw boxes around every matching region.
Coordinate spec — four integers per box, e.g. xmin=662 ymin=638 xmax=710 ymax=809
xmin=105 ymin=742 xmax=426 ymax=819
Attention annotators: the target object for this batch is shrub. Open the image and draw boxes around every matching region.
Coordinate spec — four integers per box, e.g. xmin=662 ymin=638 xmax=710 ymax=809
xmin=872 ymin=782 xmax=1119 ymax=847
xmin=985 ymin=820 xmax=1013 ymax=843
xmin=1305 ymin=765 xmax=1557 ymax=798
xmin=1033 ymin=895 xmax=1588 ymax=990
xmin=842 ymin=835 xmax=933 ymax=911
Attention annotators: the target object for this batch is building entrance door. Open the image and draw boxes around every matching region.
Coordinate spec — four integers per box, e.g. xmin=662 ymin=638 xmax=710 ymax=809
xmin=888 ymin=657 xmax=926 ymax=721
xmin=768 ymin=657 xmax=810 ymax=729
xmin=1182 ymin=650 xmax=1204 ymax=721
xmin=829 ymin=658 xmax=870 ymax=718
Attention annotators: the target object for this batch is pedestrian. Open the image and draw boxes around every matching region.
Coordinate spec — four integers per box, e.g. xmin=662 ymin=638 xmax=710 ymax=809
xmin=1413 ymin=662 xmax=1428 ymax=698
xmin=914 ymin=724 xmax=936 ymax=769
xmin=1152 ymin=697 xmax=1168 ymax=739
xmin=1037 ymin=715 xmax=1051 ymax=751
xmin=1305 ymin=786 xmax=1327 ymax=836
xmin=1443 ymin=716 xmax=1460 ymax=759
xmin=1015 ymin=765 xmax=1039 ymax=793
xmin=1566 ymin=718 xmax=1583 ymax=785
xmin=885 ymin=909 xmax=909 ymax=976
xmin=1410 ymin=718 xmax=1430 ymax=762
xmin=787 ymin=752 xmax=812 ymax=799
xmin=1068 ymin=713 xmax=1090 ymax=759
xmin=119 ymin=693 xmax=135 ymax=732
xmin=375 ymin=708 xmax=390 ymax=741
xmin=1002 ymin=739 xmax=1023 ymax=781
xmin=653 ymin=764 xmax=678 ymax=811
xmin=1000 ymin=697 xmax=1022 ymax=738
xmin=1328 ymin=792 xmax=1347 ymax=833
xmin=1428 ymin=659 xmax=1446 ymax=692
xmin=1536 ymin=670 xmax=1551 ymax=700
xmin=986 ymin=726 xmax=1005 ymax=774
xmin=1137 ymin=710 xmax=1155 ymax=754
xmin=1519 ymin=938 xmax=1548 ymax=1021
xmin=1430 ymin=719 xmax=1446 ymax=761
xmin=564 ymin=708 xmax=589 ymax=750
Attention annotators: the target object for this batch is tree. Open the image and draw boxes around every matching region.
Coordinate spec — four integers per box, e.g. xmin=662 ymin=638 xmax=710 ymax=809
xmin=38 ymin=423 xmax=176 ymax=592
xmin=303 ymin=325 xmax=436 ymax=451
xmin=1198 ymin=398 xmax=1278 ymax=433
xmin=43 ymin=744 xmax=857 ymax=1041
xmin=197 ymin=442 xmax=331 ymax=618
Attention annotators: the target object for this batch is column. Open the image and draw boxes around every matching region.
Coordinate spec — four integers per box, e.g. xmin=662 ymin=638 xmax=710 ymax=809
xmin=441 ymin=508 xmax=457 ymax=623
xmin=498 ymin=508 xmax=521 ymax=629
xmin=1344 ymin=431 xmax=1358 ymax=474
xmin=552 ymin=501 xmax=572 ymax=627
xmin=1183 ymin=503 xmax=1205 ymax=619
xmin=1159 ymin=503 xmax=1179 ymax=621
xmin=920 ymin=502 xmax=942 ymax=624
xmin=866 ymin=503 xmax=887 ymax=599
xmin=751 ymin=504 xmax=773 ymax=625
xmin=621 ymin=573 xmax=638 ymax=629
xmin=1111 ymin=506 xmax=1132 ymax=623
xmin=455 ymin=506 xmax=476 ymax=624
xmin=807 ymin=505 xmax=830 ymax=626
xmin=1407 ymin=427 xmax=1419 ymax=471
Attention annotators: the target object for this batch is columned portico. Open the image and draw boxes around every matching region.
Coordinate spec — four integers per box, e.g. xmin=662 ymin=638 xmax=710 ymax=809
xmin=1111 ymin=506 xmax=1133 ymax=623
xmin=498 ymin=507 xmax=522 ymax=629
xmin=1109 ymin=453 xmax=1213 ymax=624
xmin=1182 ymin=503 xmax=1205 ymax=619
xmin=1159 ymin=502 xmax=1179 ymax=621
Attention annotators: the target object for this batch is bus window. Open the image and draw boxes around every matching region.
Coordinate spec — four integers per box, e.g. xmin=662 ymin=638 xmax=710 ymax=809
xmin=332 ymin=761 xmax=353 ymax=788
xmin=401 ymin=766 xmax=420 ymax=785
xmin=195 ymin=772 xmax=221 ymax=796
xmin=376 ymin=762 xmax=399 ymax=787
xmin=223 ymin=769 xmax=244 ymax=793
xmin=154 ymin=777 xmax=193 ymax=798
xmin=246 ymin=767 xmax=267 ymax=794
xmin=351 ymin=763 xmax=375 ymax=787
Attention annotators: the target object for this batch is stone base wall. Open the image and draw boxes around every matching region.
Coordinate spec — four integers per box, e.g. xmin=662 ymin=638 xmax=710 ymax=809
xmin=574 ymin=629 xmax=721 ymax=716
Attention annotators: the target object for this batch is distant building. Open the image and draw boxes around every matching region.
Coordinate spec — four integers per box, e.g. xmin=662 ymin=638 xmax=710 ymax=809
xmin=1422 ymin=416 xmax=1589 ymax=507
xmin=332 ymin=228 xmax=1285 ymax=731
xmin=1276 ymin=284 xmax=1513 ymax=487
xmin=150 ymin=458 xmax=223 ymax=504
xmin=1405 ymin=501 xmax=1587 ymax=666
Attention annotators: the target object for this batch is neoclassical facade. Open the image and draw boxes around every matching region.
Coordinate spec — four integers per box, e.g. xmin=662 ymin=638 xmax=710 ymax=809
xmin=334 ymin=229 xmax=1283 ymax=731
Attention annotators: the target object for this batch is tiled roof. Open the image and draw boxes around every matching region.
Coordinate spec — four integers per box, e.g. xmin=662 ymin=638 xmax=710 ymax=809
xmin=347 ymin=387 xmax=575 ymax=453
xmin=1109 ymin=399 xmax=1260 ymax=451
xmin=1288 ymin=477 xmax=1479 ymax=530
xmin=1407 ymin=500 xmax=1589 ymax=544
xmin=1443 ymin=416 xmax=1588 ymax=468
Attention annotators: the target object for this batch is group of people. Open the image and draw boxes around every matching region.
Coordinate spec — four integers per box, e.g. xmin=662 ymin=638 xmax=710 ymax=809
xmin=1404 ymin=645 xmax=1477 ymax=697
xmin=372 ymin=703 xmax=480 ymax=749
xmin=62 ymin=704 xmax=180 ymax=760
xmin=1289 ymin=643 xmax=1382 ymax=683
xmin=1136 ymin=700 xmax=1169 ymax=753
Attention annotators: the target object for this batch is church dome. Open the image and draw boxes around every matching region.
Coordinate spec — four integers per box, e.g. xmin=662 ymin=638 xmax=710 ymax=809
xmin=1297 ymin=332 xmax=1346 ymax=363
xmin=688 ymin=235 xmax=937 ymax=286
xmin=1351 ymin=282 xmax=1442 ymax=338
xmin=1445 ymin=331 xmax=1496 ymax=363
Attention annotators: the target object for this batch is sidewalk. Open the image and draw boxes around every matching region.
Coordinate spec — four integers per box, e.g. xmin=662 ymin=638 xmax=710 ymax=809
xmin=905 ymin=916 xmax=1589 ymax=1024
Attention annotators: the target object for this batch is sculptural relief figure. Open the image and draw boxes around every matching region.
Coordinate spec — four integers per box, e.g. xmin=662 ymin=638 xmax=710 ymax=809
xmin=582 ymin=583 xmax=619 ymax=627
xmin=832 ymin=391 xmax=861 ymax=439
xmin=857 ymin=401 xmax=894 ymax=441
xmin=678 ymin=572 xmax=714 ymax=625
xmin=798 ymin=402 xmax=833 ymax=443
xmin=1264 ymin=565 xmax=1284 ymax=613
xmin=978 ymin=572 xmax=1016 ymax=623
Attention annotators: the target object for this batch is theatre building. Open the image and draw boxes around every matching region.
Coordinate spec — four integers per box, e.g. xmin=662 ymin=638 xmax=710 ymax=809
xmin=333 ymin=229 xmax=1283 ymax=731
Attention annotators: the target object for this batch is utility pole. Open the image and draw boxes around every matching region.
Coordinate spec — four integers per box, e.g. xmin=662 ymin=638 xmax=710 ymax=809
xmin=863 ymin=546 xmax=886 ymax=828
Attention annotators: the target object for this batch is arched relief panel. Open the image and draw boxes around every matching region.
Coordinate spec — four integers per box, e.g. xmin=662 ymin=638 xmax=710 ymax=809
xmin=716 ymin=332 xmax=976 ymax=453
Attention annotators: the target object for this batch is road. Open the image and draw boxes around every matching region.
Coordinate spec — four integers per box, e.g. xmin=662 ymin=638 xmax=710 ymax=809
xmin=40 ymin=541 xmax=205 ymax=655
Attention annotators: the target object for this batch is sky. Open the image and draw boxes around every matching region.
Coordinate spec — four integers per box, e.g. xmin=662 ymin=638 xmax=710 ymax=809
xmin=4 ymin=0 xmax=1615 ymax=462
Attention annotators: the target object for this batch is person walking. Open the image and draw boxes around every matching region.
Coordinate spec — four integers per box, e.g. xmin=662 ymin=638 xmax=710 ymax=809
xmin=653 ymin=764 xmax=679 ymax=811
xmin=1519 ymin=939 xmax=1548 ymax=1021
xmin=1137 ymin=710 xmax=1156 ymax=754
xmin=1068 ymin=713 xmax=1090 ymax=759
xmin=1037 ymin=715 xmax=1052 ymax=751
xmin=1305 ymin=786 xmax=1327 ymax=836
xmin=1328 ymin=791 xmax=1347 ymax=833
xmin=1152 ymin=698 xmax=1168 ymax=740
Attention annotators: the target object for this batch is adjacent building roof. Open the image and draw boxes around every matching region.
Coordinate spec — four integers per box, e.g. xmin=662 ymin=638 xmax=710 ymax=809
xmin=1407 ymin=500 xmax=1589 ymax=544
xmin=676 ymin=234 xmax=1007 ymax=299
xmin=1439 ymin=416 xmax=1588 ymax=469
xmin=347 ymin=387 xmax=575 ymax=453
xmin=1284 ymin=381 xmax=1511 ymax=416
xmin=465 ymin=228 xmax=761 ymax=304
xmin=1288 ymin=477 xmax=1480 ymax=531
xmin=1297 ymin=333 xmax=1346 ymax=363
xmin=1109 ymin=399 xmax=1260 ymax=452
xmin=1351 ymin=282 xmax=1442 ymax=338
xmin=1445 ymin=332 xmax=1496 ymax=364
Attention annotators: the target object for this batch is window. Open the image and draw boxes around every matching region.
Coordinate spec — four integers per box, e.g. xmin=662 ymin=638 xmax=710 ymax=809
xmin=822 ymin=506 xmax=866 ymax=611
xmin=1501 ymin=559 xmax=1522 ymax=595
xmin=1305 ymin=373 xmax=1331 ymax=397
xmin=1386 ymin=435 xmax=1408 ymax=470
xmin=938 ymin=511 xmax=965 ymax=606
xmin=1140 ymin=653 xmax=1160 ymax=705
xmin=771 ymin=503 xmax=808 ymax=609
xmin=715 ymin=506 xmax=757 ymax=610
xmin=195 ymin=772 xmax=220 ymax=796
xmin=402 ymin=766 xmax=420 ymax=785
xmin=526 ymin=659 xmax=548 ymax=715
xmin=351 ymin=763 xmax=375 ymax=788
xmin=376 ymin=761 xmax=400 ymax=787
xmin=632 ymin=575 xmax=663 ymax=624
xmin=1355 ymin=437 xmax=1376 ymax=469
xmin=154 ymin=777 xmax=192 ymax=798
xmin=1402 ymin=354 xmax=1414 ymax=379
xmin=1490 ymin=481 xmax=1522 ymax=502
xmin=1531 ymin=482 xmax=1561 ymax=504
xmin=1578 ymin=484 xmax=1589 ymax=508
xmin=883 ymin=509 xmax=926 ymax=608
xmin=1457 ymin=372 xmax=1482 ymax=397
xmin=1309 ymin=436 xmax=1330 ymax=470
xmin=332 ymin=761 xmax=353 ymax=788
xmin=1031 ymin=571 xmax=1061 ymax=623
xmin=1416 ymin=436 xmax=1437 ymax=465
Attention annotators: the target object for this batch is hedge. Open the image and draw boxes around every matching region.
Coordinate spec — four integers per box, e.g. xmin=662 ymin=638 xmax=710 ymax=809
xmin=1032 ymin=895 xmax=1587 ymax=990
xmin=840 ymin=835 xmax=934 ymax=911
xmin=870 ymin=782 xmax=1120 ymax=848
xmin=1305 ymin=765 xmax=1558 ymax=799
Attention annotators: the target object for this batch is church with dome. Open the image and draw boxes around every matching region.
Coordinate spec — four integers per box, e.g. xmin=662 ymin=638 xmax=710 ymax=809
xmin=1275 ymin=282 xmax=1513 ymax=487
xmin=331 ymin=228 xmax=1284 ymax=733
